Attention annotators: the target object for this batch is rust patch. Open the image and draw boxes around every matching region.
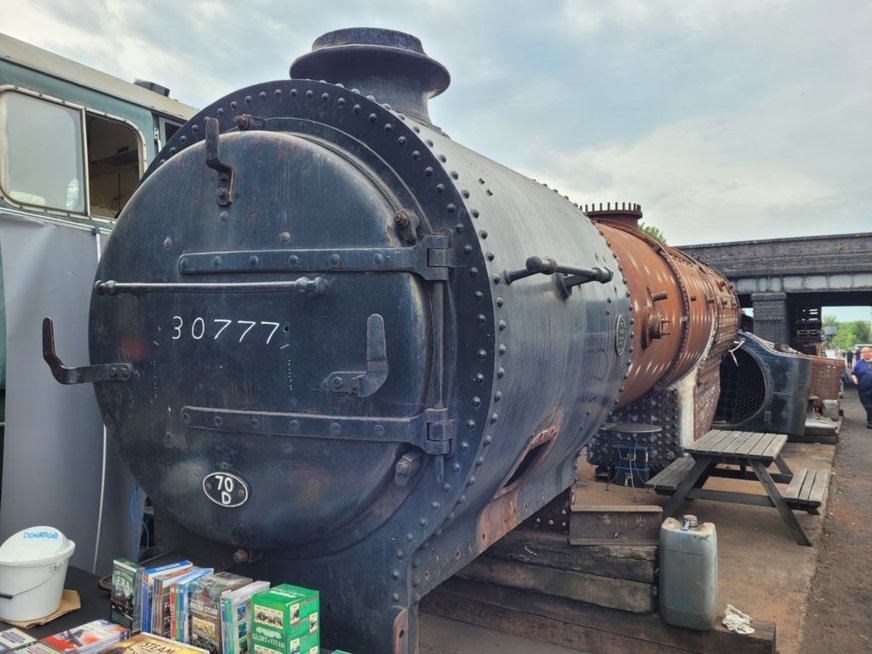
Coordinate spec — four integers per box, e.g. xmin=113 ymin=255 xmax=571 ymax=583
xmin=475 ymin=486 xmax=521 ymax=556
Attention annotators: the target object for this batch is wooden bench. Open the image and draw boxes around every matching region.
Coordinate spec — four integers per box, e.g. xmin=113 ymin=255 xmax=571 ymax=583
xmin=783 ymin=468 xmax=828 ymax=514
xmin=644 ymin=430 xmax=829 ymax=546
xmin=647 ymin=457 xmax=695 ymax=494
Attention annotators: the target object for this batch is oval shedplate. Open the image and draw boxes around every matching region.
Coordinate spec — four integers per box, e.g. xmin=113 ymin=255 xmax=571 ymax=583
xmin=203 ymin=471 xmax=249 ymax=508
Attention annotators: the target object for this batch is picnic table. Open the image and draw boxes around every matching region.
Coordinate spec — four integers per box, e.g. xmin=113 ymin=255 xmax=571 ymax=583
xmin=646 ymin=429 xmax=828 ymax=546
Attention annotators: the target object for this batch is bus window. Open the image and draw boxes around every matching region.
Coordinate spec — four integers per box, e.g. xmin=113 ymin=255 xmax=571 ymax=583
xmin=0 ymin=91 xmax=85 ymax=212
xmin=86 ymin=114 xmax=141 ymax=218
xmin=0 ymin=90 xmax=143 ymax=219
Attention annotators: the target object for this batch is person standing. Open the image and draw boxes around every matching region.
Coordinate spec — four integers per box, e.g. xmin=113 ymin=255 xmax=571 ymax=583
xmin=851 ymin=347 xmax=872 ymax=428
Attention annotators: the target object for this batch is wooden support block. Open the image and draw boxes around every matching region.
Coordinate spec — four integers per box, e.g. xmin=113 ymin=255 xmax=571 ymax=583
xmin=422 ymin=577 xmax=777 ymax=654
xmin=569 ymin=504 xmax=663 ymax=545
xmin=486 ymin=529 xmax=657 ymax=583
xmin=456 ymin=555 xmax=656 ymax=614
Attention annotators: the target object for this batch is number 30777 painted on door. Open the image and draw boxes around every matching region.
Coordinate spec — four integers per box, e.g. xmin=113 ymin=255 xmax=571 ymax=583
xmin=171 ymin=316 xmax=282 ymax=344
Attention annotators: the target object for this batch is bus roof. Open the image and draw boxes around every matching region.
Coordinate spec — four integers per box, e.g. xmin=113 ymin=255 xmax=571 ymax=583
xmin=0 ymin=32 xmax=196 ymax=121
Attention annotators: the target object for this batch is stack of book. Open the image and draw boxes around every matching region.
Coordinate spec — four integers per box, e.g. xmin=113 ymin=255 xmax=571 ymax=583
xmin=39 ymin=619 xmax=128 ymax=654
xmin=108 ymin=561 xmax=326 ymax=654
xmin=100 ymin=633 xmax=208 ymax=654
xmin=0 ymin=628 xmax=36 ymax=653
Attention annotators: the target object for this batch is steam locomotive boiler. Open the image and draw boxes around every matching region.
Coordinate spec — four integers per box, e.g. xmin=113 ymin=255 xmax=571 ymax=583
xmin=43 ymin=29 xmax=739 ymax=653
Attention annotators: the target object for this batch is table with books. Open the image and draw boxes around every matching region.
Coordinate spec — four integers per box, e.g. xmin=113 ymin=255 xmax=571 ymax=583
xmin=0 ymin=563 xmax=349 ymax=654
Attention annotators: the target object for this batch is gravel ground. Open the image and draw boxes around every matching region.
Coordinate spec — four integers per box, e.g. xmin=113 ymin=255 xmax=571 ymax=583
xmin=800 ymin=390 xmax=872 ymax=653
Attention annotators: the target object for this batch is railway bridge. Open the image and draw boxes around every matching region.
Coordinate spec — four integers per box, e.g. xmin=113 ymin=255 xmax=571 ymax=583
xmin=679 ymin=232 xmax=872 ymax=353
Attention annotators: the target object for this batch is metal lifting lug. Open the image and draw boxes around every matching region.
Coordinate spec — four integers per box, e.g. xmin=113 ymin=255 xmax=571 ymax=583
xmin=42 ymin=317 xmax=133 ymax=385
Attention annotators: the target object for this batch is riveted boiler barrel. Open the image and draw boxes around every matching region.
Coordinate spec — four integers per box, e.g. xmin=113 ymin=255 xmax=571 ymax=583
xmin=88 ymin=29 xmax=636 ymax=553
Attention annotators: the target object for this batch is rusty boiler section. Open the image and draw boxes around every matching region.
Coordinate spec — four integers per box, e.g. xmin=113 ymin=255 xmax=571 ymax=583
xmin=587 ymin=203 xmax=741 ymax=475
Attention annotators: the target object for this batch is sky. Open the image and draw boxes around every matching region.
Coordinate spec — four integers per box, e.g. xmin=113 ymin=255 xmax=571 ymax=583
xmin=3 ymin=0 xmax=871 ymax=318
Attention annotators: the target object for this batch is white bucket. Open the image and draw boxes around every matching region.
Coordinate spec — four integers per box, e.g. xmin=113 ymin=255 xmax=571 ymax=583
xmin=0 ymin=526 xmax=76 ymax=622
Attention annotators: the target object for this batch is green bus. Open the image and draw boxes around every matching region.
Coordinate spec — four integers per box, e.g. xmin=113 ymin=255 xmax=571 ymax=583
xmin=0 ymin=33 xmax=195 ymax=572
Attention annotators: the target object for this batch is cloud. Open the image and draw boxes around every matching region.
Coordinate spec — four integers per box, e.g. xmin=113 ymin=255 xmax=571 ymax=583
xmin=3 ymin=0 xmax=871 ymax=248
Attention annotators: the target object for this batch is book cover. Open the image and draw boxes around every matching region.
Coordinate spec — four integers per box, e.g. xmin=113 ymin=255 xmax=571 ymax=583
xmin=169 ymin=568 xmax=214 ymax=643
xmin=40 ymin=619 xmax=128 ymax=654
xmin=150 ymin=566 xmax=197 ymax=637
xmin=188 ymin=572 xmax=252 ymax=654
xmin=220 ymin=581 xmax=270 ymax=654
xmin=101 ymin=632 xmax=208 ymax=654
xmin=19 ymin=645 xmax=57 ymax=654
xmin=0 ymin=628 xmax=36 ymax=652
xmin=251 ymin=585 xmax=319 ymax=646
xmin=140 ymin=561 xmax=193 ymax=634
xmin=110 ymin=558 xmax=144 ymax=633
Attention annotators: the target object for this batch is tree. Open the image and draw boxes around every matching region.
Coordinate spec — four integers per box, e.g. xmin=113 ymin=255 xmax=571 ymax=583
xmin=639 ymin=222 xmax=667 ymax=244
xmin=826 ymin=316 xmax=872 ymax=351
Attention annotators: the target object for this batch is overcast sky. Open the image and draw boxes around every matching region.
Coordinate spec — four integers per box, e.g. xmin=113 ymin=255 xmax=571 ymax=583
xmin=4 ymin=0 xmax=871 ymax=317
